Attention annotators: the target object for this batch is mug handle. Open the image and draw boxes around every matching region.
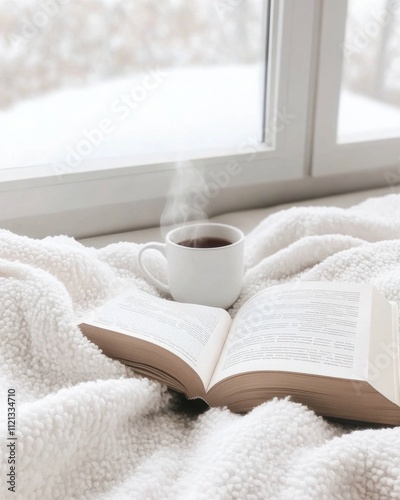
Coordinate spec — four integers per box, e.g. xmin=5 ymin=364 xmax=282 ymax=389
xmin=137 ymin=242 xmax=170 ymax=294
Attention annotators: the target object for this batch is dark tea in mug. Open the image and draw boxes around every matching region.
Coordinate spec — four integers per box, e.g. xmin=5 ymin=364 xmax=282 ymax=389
xmin=178 ymin=237 xmax=232 ymax=248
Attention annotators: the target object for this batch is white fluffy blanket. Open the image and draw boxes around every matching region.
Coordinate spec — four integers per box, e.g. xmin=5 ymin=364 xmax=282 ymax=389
xmin=2 ymin=194 xmax=400 ymax=499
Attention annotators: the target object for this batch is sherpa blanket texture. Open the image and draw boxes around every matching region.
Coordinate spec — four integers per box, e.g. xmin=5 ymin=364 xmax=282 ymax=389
xmin=1 ymin=194 xmax=400 ymax=499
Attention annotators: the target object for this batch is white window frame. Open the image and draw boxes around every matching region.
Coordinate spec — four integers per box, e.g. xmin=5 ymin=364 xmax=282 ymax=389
xmin=0 ymin=0 xmax=318 ymax=238
xmin=312 ymin=0 xmax=400 ymax=176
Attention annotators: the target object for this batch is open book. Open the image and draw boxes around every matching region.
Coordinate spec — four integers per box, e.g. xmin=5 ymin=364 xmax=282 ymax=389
xmin=79 ymin=282 xmax=400 ymax=425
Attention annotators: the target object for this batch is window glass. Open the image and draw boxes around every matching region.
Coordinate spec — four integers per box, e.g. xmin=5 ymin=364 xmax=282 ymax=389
xmin=0 ymin=0 xmax=267 ymax=172
xmin=338 ymin=0 xmax=400 ymax=144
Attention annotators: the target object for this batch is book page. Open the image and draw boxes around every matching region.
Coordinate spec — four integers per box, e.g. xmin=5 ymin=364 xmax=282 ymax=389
xmin=91 ymin=289 xmax=231 ymax=388
xmin=367 ymin=289 xmax=399 ymax=405
xmin=209 ymin=282 xmax=373 ymax=389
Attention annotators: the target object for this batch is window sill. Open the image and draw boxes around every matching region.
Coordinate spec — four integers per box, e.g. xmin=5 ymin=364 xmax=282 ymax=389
xmin=79 ymin=186 xmax=394 ymax=247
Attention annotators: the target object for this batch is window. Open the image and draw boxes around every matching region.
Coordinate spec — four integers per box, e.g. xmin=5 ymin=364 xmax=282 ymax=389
xmin=338 ymin=0 xmax=400 ymax=144
xmin=0 ymin=1 xmax=268 ymax=171
xmin=1 ymin=0 xmax=316 ymax=237
xmin=313 ymin=0 xmax=400 ymax=175
xmin=2 ymin=0 xmax=398 ymax=238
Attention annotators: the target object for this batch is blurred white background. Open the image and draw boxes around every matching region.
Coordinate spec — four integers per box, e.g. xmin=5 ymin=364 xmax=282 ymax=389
xmin=0 ymin=0 xmax=266 ymax=169
xmin=0 ymin=0 xmax=399 ymax=171
xmin=339 ymin=0 xmax=400 ymax=142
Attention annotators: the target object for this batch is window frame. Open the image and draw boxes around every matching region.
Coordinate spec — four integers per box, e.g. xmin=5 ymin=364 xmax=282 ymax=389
xmin=0 ymin=0 xmax=318 ymax=238
xmin=312 ymin=0 xmax=400 ymax=177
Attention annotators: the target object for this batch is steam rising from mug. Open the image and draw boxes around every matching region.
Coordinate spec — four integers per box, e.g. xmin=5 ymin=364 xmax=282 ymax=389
xmin=160 ymin=161 xmax=208 ymax=235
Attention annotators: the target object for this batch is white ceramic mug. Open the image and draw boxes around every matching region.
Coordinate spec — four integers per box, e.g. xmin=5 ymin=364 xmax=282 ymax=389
xmin=137 ymin=223 xmax=244 ymax=309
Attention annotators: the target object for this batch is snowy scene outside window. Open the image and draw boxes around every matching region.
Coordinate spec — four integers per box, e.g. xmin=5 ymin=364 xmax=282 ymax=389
xmin=0 ymin=0 xmax=267 ymax=172
xmin=339 ymin=0 xmax=400 ymax=143
xmin=1 ymin=1 xmax=399 ymax=177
